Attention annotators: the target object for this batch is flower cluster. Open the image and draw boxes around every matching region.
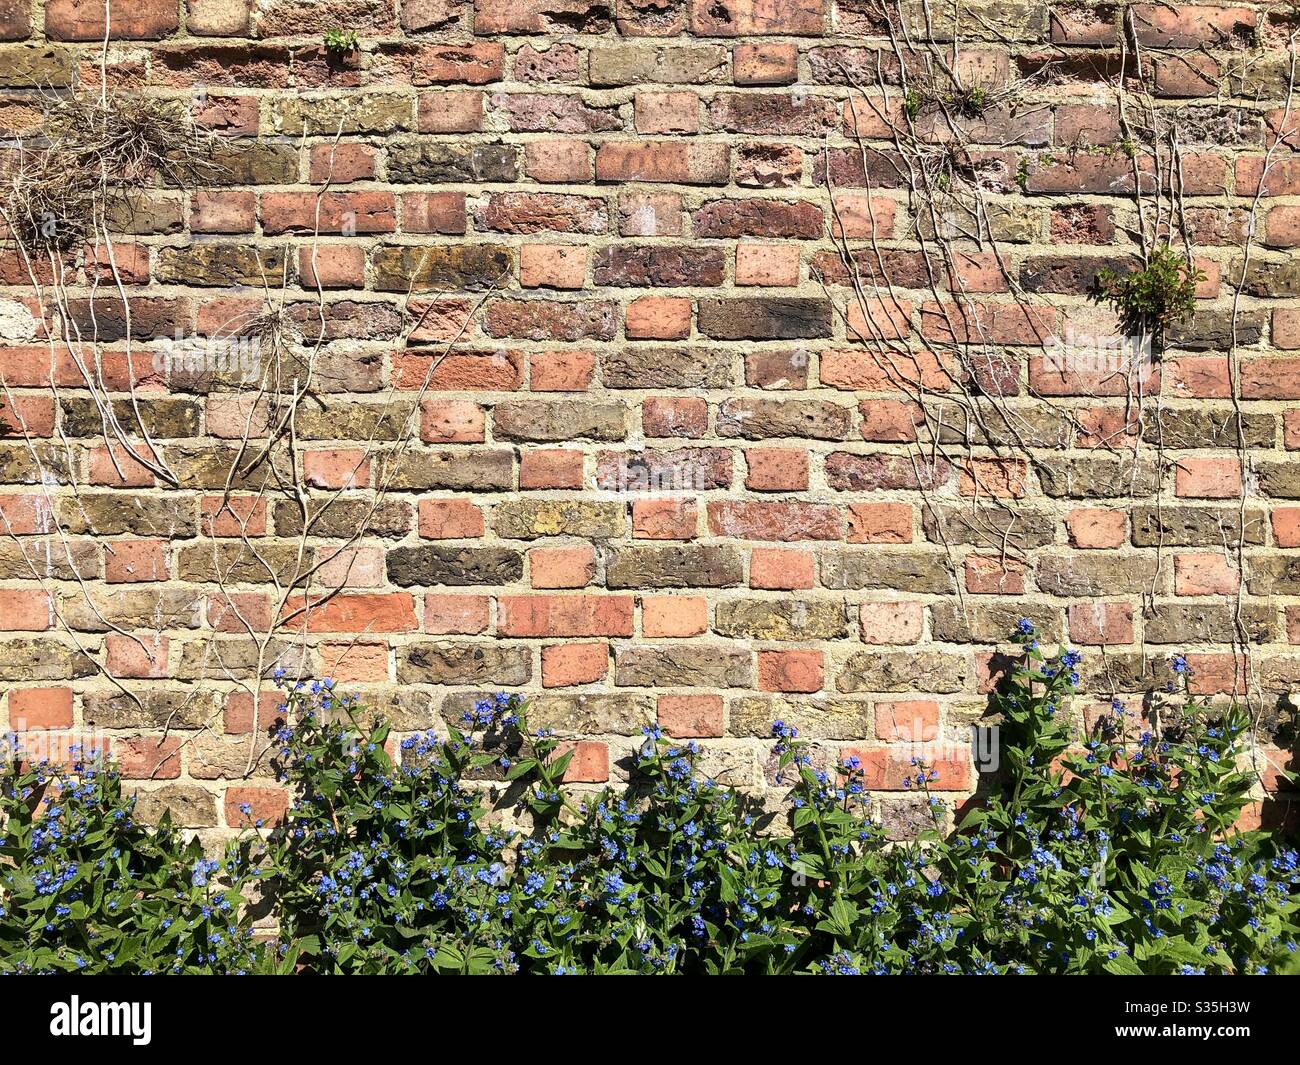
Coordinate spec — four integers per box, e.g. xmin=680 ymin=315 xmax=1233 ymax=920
xmin=0 ymin=740 xmax=272 ymax=974
xmin=4 ymin=624 xmax=1297 ymax=975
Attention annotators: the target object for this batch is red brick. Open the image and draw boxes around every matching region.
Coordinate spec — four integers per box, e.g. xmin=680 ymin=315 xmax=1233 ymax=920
xmin=849 ymin=747 xmax=971 ymax=791
xmin=1273 ymin=508 xmax=1300 ymax=548
xmin=261 ymin=191 xmax=396 ymax=236
xmin=596 ymin=141 xmax=729 ymax=184
xmin=707 ymin=501 xmax=839 ymax=540
xmin=635 ymin=91 xmax=699 ymax=134
xmin=205 ymin=394 xmax=267 ymax=440
xmin=421 ymin=399 xmax=485 ymax=443
xmin=208 ymin=593 xmax=272 ymax=634
xmin=0 ymin=589 xmax=51 ymax=630
xmin=553 ymin=740 xmax=608 ymax=783
xmin=619 ymin=191 xmax=682 ymax=236
xmin=858 ymin=399 xmax=923 ymax=443
xmin=626 ymin=295 xmax=691 ymax=339
xmin=643 ymin=595 xmax=708 ymax=637
xmin=735 ymin=243 xmax=800 ymax=286
xmin=105 ymin=633 xmax=169 ymax=678
xmin=7 ymin=687 xmax=74 ymax=731
xmin=531 ymin=351 xmax=595 ymax=391
xmin=1166 ymin=356 xmax=1230 ymax=398
xmin=1131 ymin=5 xmax=1256 ymax=48
xmin=424 ymin=595 xmax=491 ymax=635
xmin=959 ymin=459 xmax=1027 ymax=499
xmin=304 ymin=449 xmax=370 ymax=490
xmin=191 ymin=190 xmax=255 ymax=234
xmin=1066 ymin=508 xmax=1127 ymax=549
xmin=733 ymin=42 xmax=798 ymax=85
xmin=747 ymin=351 xmax=808 ymax=389
xmin=409 ymin=40 xmax=503 ymax=83
xmin=0 ymin=495 xmax=54 ymax=535
xmin=299 ymin=245 xmax=367 ymax=288
xmin=105 ymin=540 xmax=170 ymax=583
xmin=542 ymin=643 xmax=607 ymax=687
xmin=526 ymin=140 xmax=593 ymax=183
xmin=309 ymin=142 xmax=378 ymax=183
xmin=320 ymin=641 xmax=390 ymax=683
xmin=284 ymin=593 xmax=418 ymax=634
xmin=875 ymin=700 xmax=939 ymax=742
xmin=226 ymin=787 xmax=288 ymax=827
xmin=1067 ymin=602 xmax=1134 ymax=646
xmin=0 ymin=395 xmax=54 ymax=438
xmin=643 ymin=396 xmax=708 ymax=438
xmin=758 ymin=649 xmax=823 ymax=693
xmin=418 ymin=498 xmax=485 ymax=539
xmin=965 ymin=556 xmax=1025 ymax=595
xmin=46 ymin=0 xmax=178 ymax=39
xmin=530 ymin=545 xmax=596 ymax=589
xmin=658 ymin=694 xmax=724 ymax=738
xmin=0 ymin=0 xmax=32 ymax=37
xmin=118 ymin=736 xmax=182 ymax=779
xmin=847 ymin=502 xmax=912 ymax=544
xmin=860 ymin=602 xmax=923 ymax=644
xmin=223 ymin=690 xmax=280 ymax=735
xmin=690 ymin=0 xmax=826 ymax=36
xmin=520 ymin=244 xmax=587 ymax=289
xmin=1076 ymin=407 xmax=1139 ymax=450
xmin=88 ymin=444 xmax=157 ymax=487
xmin=744 ymin=448 xmax=807 ymax=491
xmin=632 ymin=498 xmax=698 ymax=539
xmin=520 ymin=448 xmax=584 ymax=489
xmin=1176 ymin=457 xmax=1241 ymax=499
xmin=316 ymin=546 xmax=384 ymax=589
xmin=417 ymin=92 xmax=484 ymax=133
xmin=1274 ymin=311 xmax=1300 ymax=350
xmin=821 ymin=344 xmax=940 ymax=391
xmin=750 ymin=547 xmax=814 ymax=590
xmin=498 ymin=595 xmax=634 ymax=637
xmin=396 ymin=349 xmax=522 ymax=391
xmin=1186 ymin=653 xmax=1251 ymax=696
xmin=1240 ymin=358 xmax=1300 ymax=399
xmin=1174 ymin=552 xmax=1240 ymax=595
xmin=401 ymin=192 xmax=467 ymax=235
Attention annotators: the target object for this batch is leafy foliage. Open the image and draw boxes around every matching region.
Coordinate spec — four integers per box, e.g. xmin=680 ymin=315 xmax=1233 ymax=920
xmin=3 ymin=626 xmax=1297 ymax=974
xmin=323 ymin=29 xmax=360 ymax=54
xmin=1091 ymin=244 xmax=1203 ymax=346
xmin=0 ymin=741 xmax=276 ymax=973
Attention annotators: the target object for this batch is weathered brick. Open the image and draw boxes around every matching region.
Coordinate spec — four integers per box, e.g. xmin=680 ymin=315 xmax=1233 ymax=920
xmin=714 ymin=599 xmax=847 ymax=640
xmin=837 ymin=652 xmax=967 ymax=694
xmin=615 ymin=646 xmax=752 ymax=688
xmin=387 ymin=546 xmax=523 ymax=587
xmin=604 ymin=545 xmax=743 ymax=588
xmin=398 ymin=643 xmax=531 ymax=685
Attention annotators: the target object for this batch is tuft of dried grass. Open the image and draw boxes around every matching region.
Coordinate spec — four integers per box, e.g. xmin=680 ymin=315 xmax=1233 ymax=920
xmin=46 ymin=93 xmax=223 ymax=189
xmin=1 ymin=148 xmax=97 ymax=252
xmin=1 ymin=91 xmax=225 ymax=255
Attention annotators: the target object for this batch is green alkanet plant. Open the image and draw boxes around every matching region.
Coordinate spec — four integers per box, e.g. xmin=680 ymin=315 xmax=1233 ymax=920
xmin=0 ymin=740 xmax=276 ymax=974
xmin=3 ymin=624 xmax=1297 ymax=974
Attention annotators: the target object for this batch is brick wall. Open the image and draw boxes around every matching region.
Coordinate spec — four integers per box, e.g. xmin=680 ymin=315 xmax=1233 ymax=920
xmin=0 ymin=0 xmax=1297 ymax=837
